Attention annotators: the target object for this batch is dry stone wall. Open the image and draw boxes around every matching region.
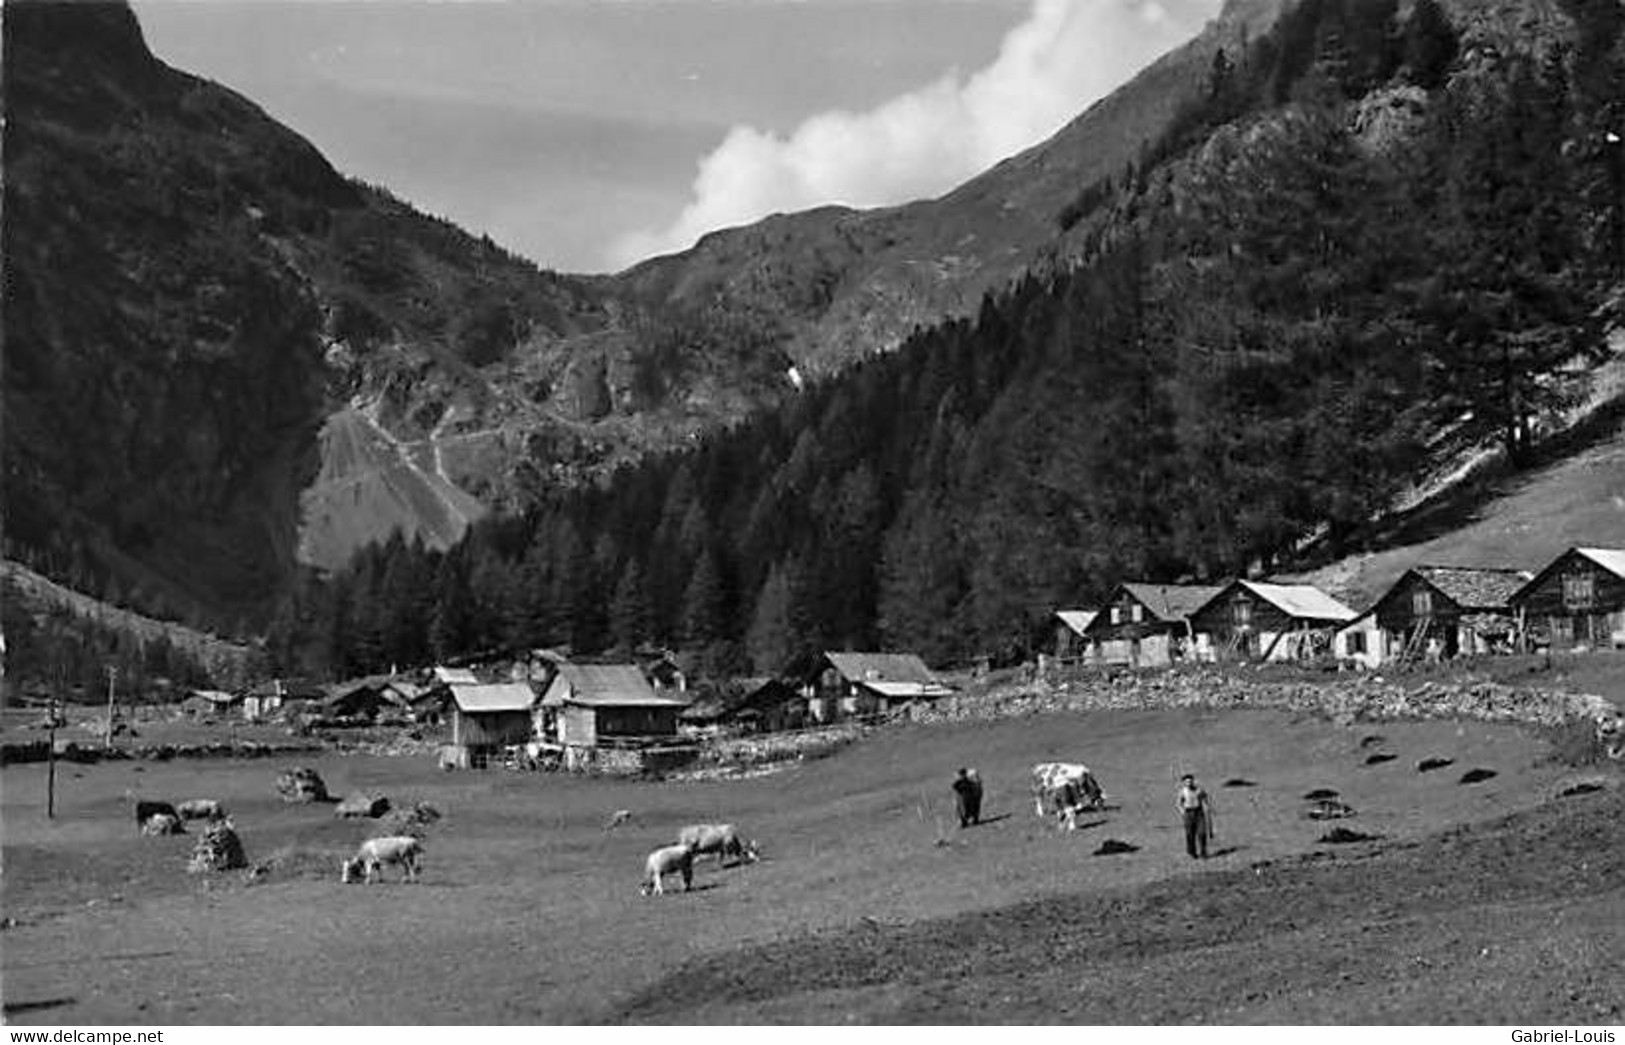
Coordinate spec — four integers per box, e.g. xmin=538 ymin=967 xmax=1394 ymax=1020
xmin=909 ymin=668 xmax=1613 ymax=729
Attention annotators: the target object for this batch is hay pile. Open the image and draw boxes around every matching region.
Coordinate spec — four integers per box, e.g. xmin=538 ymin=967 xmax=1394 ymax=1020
xmin=188 ymin=821 xmax=247 ymax=873
xmin=373 ymin=801 xmax=441 ymax=838
xmin=335 ymin=791 xmax=390 ymax=818
xmin=275 ymin=767 xmax=329 ymax=803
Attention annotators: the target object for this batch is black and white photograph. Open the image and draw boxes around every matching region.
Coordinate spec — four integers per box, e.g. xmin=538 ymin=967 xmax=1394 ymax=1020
xmin=2 ymin=0 xmax=1623 ymax=1027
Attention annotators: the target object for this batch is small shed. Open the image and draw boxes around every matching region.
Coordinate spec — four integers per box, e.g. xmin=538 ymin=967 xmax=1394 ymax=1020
xmin=1367 ymin=565 xmax=1531 ymax=661
xmin=181 ymin=689 xmax=240 ymax=718
xmin=1511 ymin=547 xmax=1625 ymax=651
xmin=1053 ymin=610 xmax=1098 ymax=661
xmin=448 ymin=682 xmax=539 ymax=762
xmin=801 ymin=652 xmax=952 ymax=722
xmin=1081 ymin=583 xmax=1225 ymax=667
xmin=240 ymin=678 xmax=321 ymax=720
xmin=539 ymin=664 xmax=689 ymax=749
xmin=1190 ymin=580 xmax=1357 ymax=661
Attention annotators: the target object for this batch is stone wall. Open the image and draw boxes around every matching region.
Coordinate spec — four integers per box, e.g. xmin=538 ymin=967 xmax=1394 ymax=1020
xmin=910 ymin=667 xmax=1613 ymax=729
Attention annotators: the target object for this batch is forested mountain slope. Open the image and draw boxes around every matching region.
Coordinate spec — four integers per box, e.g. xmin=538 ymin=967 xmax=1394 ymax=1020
xmin=272 ymin=0 xmax=1625 ymax=679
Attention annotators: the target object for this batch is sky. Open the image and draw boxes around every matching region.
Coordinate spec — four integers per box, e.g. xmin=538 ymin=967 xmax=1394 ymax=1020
xmin=133 ymin=0 xmax=1220 ymax=275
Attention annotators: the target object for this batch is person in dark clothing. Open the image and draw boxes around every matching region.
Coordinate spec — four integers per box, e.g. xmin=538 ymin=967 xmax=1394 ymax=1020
xmin=1176 ymin=773 xmax=1214 ymax=858
xmin=952 ymin=767 xmax=984 ymax=827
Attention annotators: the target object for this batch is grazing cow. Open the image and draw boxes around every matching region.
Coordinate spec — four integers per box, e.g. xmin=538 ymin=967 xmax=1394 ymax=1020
xmin=340 ymin=836 xmax=423 ymax=884
xmin=140 ymin=812 xmax=183 ymax=836
xmin=176 ymin=799 xmax=226 ymax=821
xmin=641 ymin=843 xmax=696 ymax=896
xmin=676 ymin=823 xmax=759 ymax=867
xmin=134 ymin=800 xmax=179 ymax=831
xmin=1031 ymin=762 xmax=1105 ymax=830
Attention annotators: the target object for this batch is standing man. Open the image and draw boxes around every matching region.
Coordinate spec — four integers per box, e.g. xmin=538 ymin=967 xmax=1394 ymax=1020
xmin=1176 ymin=773 xmax=1214 ymax=859
xmin=952 ymin=768 xmax=983 ymax=828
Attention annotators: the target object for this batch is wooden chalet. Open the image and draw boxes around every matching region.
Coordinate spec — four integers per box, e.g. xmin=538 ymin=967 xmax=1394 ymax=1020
xmin=798 ymin=651 xmax=952 ymax=723
xmin=1190 ymin=580 xmax=1357 ymax=661
xmin=447 ymin=681 xmax=539 ymax=766
xmin=1512 ymin=547 xmax=1625 ymax=651
xmin=239 ymin=677 xmax=322 ymax=720
xmin=1362 ymin=565 xmax=1532 ymax=662
xmin=180 ymin=689 xmax=240 ymax=718
xmin=1052 ymin=610 xmax=1098 ymax=661
xmin=728 ymin=678 xmax=806 ymax=733
xmin=538 ymin=663 xmax=689 ymax=750
xmin=321 ymin=675 xmax=415 ymax=723
xmin=1081 ymin=583 xmax=1226 ymax=667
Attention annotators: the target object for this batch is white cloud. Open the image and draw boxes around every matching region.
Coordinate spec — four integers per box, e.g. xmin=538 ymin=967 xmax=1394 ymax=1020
xmin=609 ymin=0 xmax=1217 ymax=269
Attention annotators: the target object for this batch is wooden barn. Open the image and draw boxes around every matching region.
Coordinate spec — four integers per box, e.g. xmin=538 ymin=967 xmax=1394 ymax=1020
xmin=1190 ymin=581 xmax=1357 ymax=661
xmin=798 ymin=651 xmax=952 ymax=722
xmin=539 ymin=663 xmax=689 ymax=750
xmin=1512 ymin=547 xmax=1625 ymax=651
xmin=1364 ymin=565 xmax=1531 ymax=662
xmin=180 ymin=689 xmax=239 ymax=718
xmin=1052 ymin=610 xmax=1098 ymax=661
xmin=447 ymin=682 xmax=539 ymax=765
xmin=727 ymin=678 xmax=807 ymax=733
xmin=1080 ymin=583 xmax=1225 ymax=667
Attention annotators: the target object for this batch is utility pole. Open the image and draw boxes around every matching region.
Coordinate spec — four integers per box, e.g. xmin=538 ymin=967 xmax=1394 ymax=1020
xmin=104 ymin=665 xmax=118 ymax=749
xmin=46 ymin=694 xmax=58 ymax=820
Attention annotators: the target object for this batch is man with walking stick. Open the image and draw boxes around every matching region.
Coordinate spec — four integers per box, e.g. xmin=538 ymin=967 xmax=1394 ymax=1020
xmin=1176 ymin=773 xmax=1214 ymax=859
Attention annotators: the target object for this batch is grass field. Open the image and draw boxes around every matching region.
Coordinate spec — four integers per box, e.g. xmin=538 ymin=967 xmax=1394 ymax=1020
xmin=4 ymin=705 xmax=1617 ymax=1025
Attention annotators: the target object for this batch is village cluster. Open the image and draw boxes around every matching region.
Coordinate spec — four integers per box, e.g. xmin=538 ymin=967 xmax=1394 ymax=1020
xmin=169 ymin=546 xmax=1624 ymax=778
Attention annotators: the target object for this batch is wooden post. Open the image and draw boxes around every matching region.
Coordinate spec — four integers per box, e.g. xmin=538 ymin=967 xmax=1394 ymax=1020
xmin=46 ymin=696 xmax=58 ymax=820
xmin=104 ymin=665 xmax=118 ymax=749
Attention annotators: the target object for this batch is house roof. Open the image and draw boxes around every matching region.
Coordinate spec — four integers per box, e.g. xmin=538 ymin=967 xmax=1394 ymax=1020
xmin=1234 ymin=581 xmax=1357 ymax=622
xmin=1055 ymin=610 xmax=1098 ymax=636
xmin=1576 ymin=547 xmax=1625 ymax=579
xmin=450 ymin=682 xmax=538 ymax=713
xmin=432 ymin=666 xmax=480 ymax=685
xmin=1123 ymin=583 xmax=1227 ymax=621
xmin=1411 ymin=566 xmax=1532 ymax=611
xmin=1512 ymin=546 xmax=1625 ymax=605
xmin=188 ymin=689 xmax=239 ymax=705
xmin=865 ymin=680 xmax=956 ymax=700
xmin=541 ymin=664 xmax=687 ymax=708
xmin=824 ymin=652 xmax=938 ymax=686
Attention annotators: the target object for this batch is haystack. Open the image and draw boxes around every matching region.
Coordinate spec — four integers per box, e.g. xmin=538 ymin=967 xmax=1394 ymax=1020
xmin=188 ymin=821 xmax=247 ymax=873
xmin=275 ymin=767 xmax=329 ymax=803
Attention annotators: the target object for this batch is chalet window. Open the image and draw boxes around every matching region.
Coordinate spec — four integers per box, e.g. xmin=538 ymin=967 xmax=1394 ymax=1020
xmin=1411 ymin=588 xmax=1433 ymax=617
xmin=1562 ymin=571 xmax=1596 ymax=611
xmin=1346 ymin=632 xmax=1366 ymax=654
xmin=1131 ymin=604 xmax=1144 ymax=623
xmin=1231 ymin=598 xmax=1252 ymax=629
xmin=1111 ymin=607 xmax=1123 ymax=625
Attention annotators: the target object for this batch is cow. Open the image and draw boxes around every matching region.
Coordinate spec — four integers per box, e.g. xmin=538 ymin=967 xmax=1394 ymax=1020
xmin=676 ymin=823 xmax=759 ymax=867
xmin=641 ymin=843 xmax=696 ymax=896
xmin=1031 ymin=762 xmax=1106 ymax=830
xmin=176 ymin=799 xmax=226 ymax=821
xmin=134 ymin=800 xmax=179 ymax=831
xmin=340 ymin=836 xmax=423 ymax=884
xmin=140 ymin=812 xmax=184 ymax=836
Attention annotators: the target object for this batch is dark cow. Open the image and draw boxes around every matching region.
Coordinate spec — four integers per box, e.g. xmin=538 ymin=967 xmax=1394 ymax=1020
xmin=135 ymin=800 xmax=179 ymax=831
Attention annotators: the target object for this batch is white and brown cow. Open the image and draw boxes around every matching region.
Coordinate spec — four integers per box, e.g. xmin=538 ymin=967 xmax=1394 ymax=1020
xmin=1031 ymin=762 xmax=1105 ymax=830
